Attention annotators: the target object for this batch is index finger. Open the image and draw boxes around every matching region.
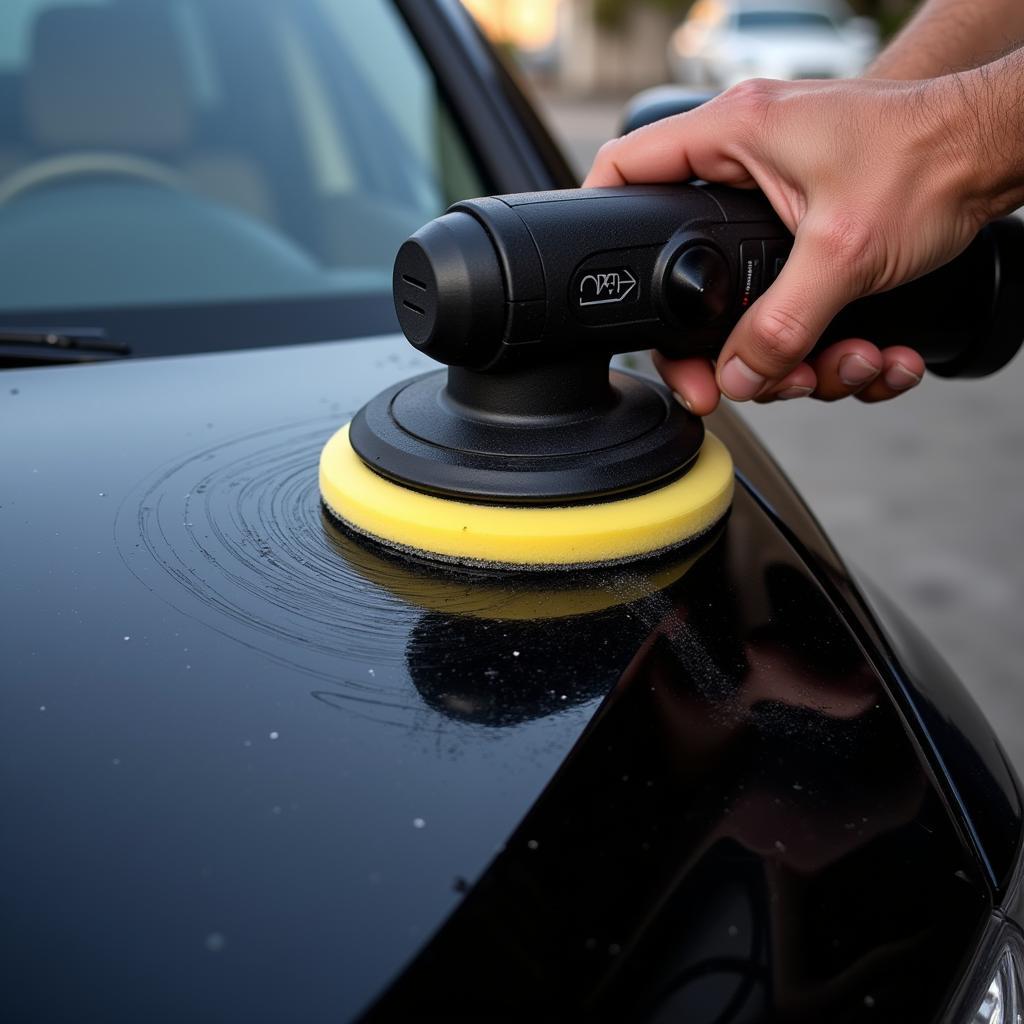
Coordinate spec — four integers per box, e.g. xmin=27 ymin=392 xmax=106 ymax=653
xmin=581 ymin=88 xmax=764 ymax=189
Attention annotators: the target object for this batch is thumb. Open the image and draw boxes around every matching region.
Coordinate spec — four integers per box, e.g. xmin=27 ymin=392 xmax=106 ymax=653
xmin=716 ymin=226 xmax=862 ymax=401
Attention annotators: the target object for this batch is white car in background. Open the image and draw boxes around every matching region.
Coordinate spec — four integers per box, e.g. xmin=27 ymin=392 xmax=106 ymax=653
xmin=669 ymin=0 xmax=879 ymax=87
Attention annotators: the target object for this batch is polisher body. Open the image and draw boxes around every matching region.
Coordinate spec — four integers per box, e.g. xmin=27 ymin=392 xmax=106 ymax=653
xmin=322 ymin=183 xmax=1024 ymax=569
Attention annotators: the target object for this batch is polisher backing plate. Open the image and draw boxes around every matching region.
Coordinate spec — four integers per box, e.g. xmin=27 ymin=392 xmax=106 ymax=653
xmin=320 ymin=423 xmax=734 ymax=570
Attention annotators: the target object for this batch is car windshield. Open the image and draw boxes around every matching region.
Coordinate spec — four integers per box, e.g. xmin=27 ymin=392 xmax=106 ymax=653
xmin=735 ymin=10 xmax=839 ymax=33
xmin=0 ymin=0 xmax=487 ymax=358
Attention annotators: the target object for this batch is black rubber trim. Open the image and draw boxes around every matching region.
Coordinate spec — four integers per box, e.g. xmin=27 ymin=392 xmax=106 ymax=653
xmin=393 ymin=0 xmax=572 ymax=194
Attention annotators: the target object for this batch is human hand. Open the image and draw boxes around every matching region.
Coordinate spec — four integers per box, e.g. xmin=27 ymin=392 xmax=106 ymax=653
xmin=584 ymin=76 xmax=994 ymax=413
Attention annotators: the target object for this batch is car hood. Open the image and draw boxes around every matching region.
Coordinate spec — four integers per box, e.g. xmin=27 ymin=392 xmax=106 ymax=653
xmin=0 ymin=337 xmax=1000 ymax=1021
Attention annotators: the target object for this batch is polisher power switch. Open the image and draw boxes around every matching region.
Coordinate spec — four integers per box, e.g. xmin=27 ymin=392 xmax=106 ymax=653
xmin=392 ymin=183 xmax=1024 ymax=379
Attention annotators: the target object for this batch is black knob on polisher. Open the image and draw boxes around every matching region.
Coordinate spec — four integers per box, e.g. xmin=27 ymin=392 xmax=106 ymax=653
xmin=353 ymin=183 xmax=1024 ymax=508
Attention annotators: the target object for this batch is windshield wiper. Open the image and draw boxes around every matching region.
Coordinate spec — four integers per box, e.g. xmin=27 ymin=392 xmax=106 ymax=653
xmin=0 ymin=327 xmax=131 ymax=367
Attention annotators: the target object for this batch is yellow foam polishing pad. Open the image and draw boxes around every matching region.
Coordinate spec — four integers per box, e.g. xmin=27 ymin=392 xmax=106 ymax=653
xmin=319 ymin=422 xmax=734 ymax=569
xmin=324 ymin=516 xmax=718 ymax=620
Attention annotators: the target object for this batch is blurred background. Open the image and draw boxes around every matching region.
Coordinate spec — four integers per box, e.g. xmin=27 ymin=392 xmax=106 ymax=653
xmin=464 ymin=0 xmax=1024 ymax=769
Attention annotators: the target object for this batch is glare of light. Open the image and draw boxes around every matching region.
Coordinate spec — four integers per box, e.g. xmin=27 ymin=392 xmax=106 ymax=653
xmin=461 ymin=0 xmax=557 ymax=51
xmin=973 ymin=947 xmax=1022 ymax=1024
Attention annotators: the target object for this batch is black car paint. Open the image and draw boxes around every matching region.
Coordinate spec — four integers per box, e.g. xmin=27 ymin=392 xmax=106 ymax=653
xmin=2 ymin=1 xmax=1022 ymax=1020
xmin=723 ymin=414 xmax=1023 ymax=897
xmin=0 ymin=337 xmax=1018 ymax=1022
xmin=367 ymin=477 xmax=991 ymax=1022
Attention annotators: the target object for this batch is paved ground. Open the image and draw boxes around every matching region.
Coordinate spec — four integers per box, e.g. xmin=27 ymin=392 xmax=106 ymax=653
xmin=535 ymin=88 xmax=1024 ymax=770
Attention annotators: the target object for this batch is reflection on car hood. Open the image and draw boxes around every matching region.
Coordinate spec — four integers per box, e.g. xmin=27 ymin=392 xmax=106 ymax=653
xmin=0 ymin=337 xmax=996 ymax=1021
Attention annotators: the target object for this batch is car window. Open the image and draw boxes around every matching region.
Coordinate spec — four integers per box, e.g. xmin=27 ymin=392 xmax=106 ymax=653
xmin=0 ymin=0 xmax=488 ymax=357
xmin=735 ymin=10 xmax=840 ymax=33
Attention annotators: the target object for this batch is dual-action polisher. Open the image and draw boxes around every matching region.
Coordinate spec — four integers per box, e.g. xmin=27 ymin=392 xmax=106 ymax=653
xmin=320 ymin=183 xmax=1024 ymax=570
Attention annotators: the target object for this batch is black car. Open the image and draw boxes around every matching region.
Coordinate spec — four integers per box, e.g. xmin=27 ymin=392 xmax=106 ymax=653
xmin=1 ymin=1 xmax=1020 ymax=1021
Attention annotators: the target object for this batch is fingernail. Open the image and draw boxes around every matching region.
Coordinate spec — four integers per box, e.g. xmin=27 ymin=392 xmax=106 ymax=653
xmin=838 ymin=353 xmax=880 ymax=386
xmin=672 ymin=390 xmax=695 ymax=413
xmin=884 ymin=362 xmax=922 ymax=391
xmin=719 ymin=357 xmax=766 ymax=401
xmin=777 ymin=385 xmax=813 ymax=400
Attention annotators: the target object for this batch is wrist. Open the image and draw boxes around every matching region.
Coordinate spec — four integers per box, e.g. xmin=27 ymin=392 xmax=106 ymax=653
xmin=915 ymin=67 xmax=1024 ymax=226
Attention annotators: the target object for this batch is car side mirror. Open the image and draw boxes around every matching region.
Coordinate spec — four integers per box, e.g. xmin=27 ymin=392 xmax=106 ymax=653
xmin=620 ymin=85 xmax=718 ymax=135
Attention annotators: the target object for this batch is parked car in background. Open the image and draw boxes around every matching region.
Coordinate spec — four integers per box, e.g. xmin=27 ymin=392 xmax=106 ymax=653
xmin=669 ymin=0 xmax=879 ymax=88
xmin=2 ymin=2 xmax=1021 ymax=1022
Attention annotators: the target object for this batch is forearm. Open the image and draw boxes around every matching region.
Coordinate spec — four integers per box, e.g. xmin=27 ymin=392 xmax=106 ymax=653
xmin=867 ymin=0 xmax=1024 ymax=80
xmin=951 ymin=47 xmax=1024 ymax=220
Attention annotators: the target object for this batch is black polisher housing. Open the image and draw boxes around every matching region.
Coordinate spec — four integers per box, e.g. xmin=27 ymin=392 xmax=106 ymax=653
xmin=354 ymin=183 xmax=1024 ymax=507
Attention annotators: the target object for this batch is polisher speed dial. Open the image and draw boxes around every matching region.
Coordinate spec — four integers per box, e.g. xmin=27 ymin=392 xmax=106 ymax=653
xmin=392 ymin=183 xmax=1024 ymax=379
xmin=663 ymin=244 xmax=732 ymax=327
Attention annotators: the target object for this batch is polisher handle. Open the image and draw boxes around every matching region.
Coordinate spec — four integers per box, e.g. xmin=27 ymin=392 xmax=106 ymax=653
xmin=393 ymin=184 xmax=1024 ymax=378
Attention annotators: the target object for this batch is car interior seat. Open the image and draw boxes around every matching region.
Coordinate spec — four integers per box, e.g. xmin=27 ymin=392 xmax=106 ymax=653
xmin=11 ymin=3 xmax=277 ymax=225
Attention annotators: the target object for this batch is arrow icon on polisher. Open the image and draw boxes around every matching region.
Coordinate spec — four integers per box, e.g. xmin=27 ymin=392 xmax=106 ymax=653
xmin=578 ymin=268 xmax=637 ymax=306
